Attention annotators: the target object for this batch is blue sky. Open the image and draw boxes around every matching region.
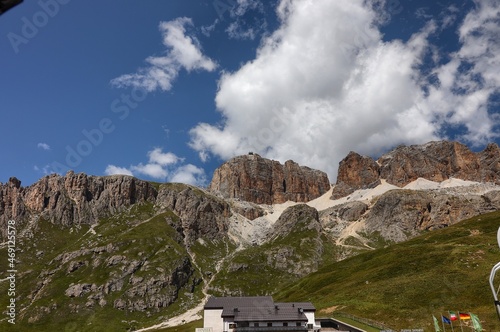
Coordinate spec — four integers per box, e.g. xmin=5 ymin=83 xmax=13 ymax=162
xmin=1 ymin=0 xmax=499 ymax=187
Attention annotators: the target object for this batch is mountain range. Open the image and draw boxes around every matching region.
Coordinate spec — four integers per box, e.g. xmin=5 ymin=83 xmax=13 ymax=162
xmin=1 ymin=140 xmax=499 ymax=331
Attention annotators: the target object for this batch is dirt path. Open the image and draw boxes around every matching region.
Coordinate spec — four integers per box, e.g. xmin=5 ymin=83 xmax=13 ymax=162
xmin=136 ymin=241 xmax=242 ymax=331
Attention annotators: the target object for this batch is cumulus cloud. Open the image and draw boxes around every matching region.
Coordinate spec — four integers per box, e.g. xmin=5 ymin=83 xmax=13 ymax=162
xmin=169 ymin=164 xmax=207 ymax=185
xmin=148 ymin=148 xmax=183 ymax=166
xmin=424 ymin=0 xmax=500 ymax=145
xmin=37 ymin=143 xmax=51 ymax=151
xmin=111 ymin=17 xmax=217 ymax=92
xmin=130 ymin=163 xmax=168 ymax=179
xmin=105 ymin=148 xmax=206 ymax=186
xmin=189 ymin=0 xmax=500 ymax=180
xmin=104 ymin=165 xmax=134 ymax=177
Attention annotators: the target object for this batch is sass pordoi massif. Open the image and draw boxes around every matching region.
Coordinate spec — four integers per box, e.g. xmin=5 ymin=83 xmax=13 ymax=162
xmin=1 ymin=140 xmax=500 ymax=331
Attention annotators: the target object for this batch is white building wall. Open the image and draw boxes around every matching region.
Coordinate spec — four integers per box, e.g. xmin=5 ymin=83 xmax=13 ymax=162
xmin=204 ymin=309 xmax=224 ymax=332
xmin=305 ymin=311 xmax=320 ymax=330
xmin=223 ymin=317 xmax=236 ymax=331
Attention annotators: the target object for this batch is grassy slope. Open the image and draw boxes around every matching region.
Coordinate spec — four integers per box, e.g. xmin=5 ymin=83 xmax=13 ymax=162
xmin=3 ymin=186 xmax=500 ymax=331
xmin=276 ymin=210 xmax=500 ymax=331
xmin=0 ymin=203 xmax=203 ymax=332
xmin=210 ymin=210 xmax=338 ymax=296
xmin=154 ymin=319 xmax=203 ymax=332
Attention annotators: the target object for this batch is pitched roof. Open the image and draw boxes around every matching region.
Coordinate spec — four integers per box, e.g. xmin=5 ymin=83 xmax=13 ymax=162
xmin=274 ymin=302 xmax=316 ymax=311
xmin=232 ymin=306 xmax=308 ymax=322
xmin=205 ymin=296 xmax=274 ymax=310
xmin=204 ymin=296 xmax=315 ymax=322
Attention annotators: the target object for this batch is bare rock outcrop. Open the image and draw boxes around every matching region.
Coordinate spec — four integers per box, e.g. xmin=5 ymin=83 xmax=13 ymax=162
xmin=0 ymin=172 xmax=157 ymax=241
xmin=321 ymin=201 xmax=369 ymax=224
xmin=331 ymin=141 xmax=500 ymax=199
xmin=216 ymin=203 xmax=326 ymax=294
xmin=331 ymin=152 xmax=381 ymax=199
xmin=271 ymin=204 xmax=321 ymax=238
xmin=0 ymin=177 xmax=27 ymax=236
xmin=267 ymin=204 xmax=323 ymax=276
xmin=479 ymin=143 xmax=500 ymax=182
xmin=364 ymin=189 xmax=500 ymax=242
xmin=209 ymin=154 xmax=330 ymax=204
xmin=155 ymin=184 xmax=231 ymax=243
xmin=1 ymin=173 xmax=233 ymax=243
xmin=378 ymin=141 xmax=484 ymax=186
xmin=229 ymin=200 xmax=265 ymax=220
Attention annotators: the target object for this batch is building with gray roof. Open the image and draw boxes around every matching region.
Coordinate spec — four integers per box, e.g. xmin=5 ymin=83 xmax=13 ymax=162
xmin=201 ymin=296 xmax=320 ymax=332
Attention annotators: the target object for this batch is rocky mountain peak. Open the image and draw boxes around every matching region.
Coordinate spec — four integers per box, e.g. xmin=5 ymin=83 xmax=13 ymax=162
xmin=0 ymin=172 xmax=158 ymax=240
xmin=331 ymin=140 xmax=500 ymax=198
xmin=8 ymin=176 xmax=21 ymax=188
xmin=208 ymin=153 xmax=330 ymax=204
xmin=0 ymin=172 xmax=230 ymax=243
xmin=332 ymin=151 xmax=381 ymax=199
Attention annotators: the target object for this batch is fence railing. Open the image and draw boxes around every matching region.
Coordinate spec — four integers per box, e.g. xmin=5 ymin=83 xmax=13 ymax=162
xmin=334 ymin=312 xmax=394 ymax=330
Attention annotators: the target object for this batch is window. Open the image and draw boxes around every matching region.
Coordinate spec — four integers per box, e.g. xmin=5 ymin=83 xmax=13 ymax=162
xmin=267 ymin=323 xmax=272 ymax=327
xmin=254 ymin=323 xmax=259 ymax=327
xmin=229 ymin=324 xmax=236 ymax=329
xmin=283 ymin=323 xmax=288 ymax=327
xmin=307 ymin=324 xmax=313 ymax=329
xmin=296 ymin=322 xmax=302 ymax=326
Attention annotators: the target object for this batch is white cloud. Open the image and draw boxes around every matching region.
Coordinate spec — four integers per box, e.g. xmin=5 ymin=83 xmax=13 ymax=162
xmin=189 ymin=0 xmax=500 ymax=180
xmin=104 ymin=148 xmax=206 ymax=186
xmin=104 ymin=165 xmax=134 ymax=177
xmin=424 ymin=0 xmax=500 ymax=146
xmin=111 ymin=17 xmax=217 ymax=92
xmin=37 ymin=142 xmax=51 ymax=151
xmin=34 ymin=165 xmax=53 ymax=175
xmin=201 ymin=19 xmax=219 ymax=37
xmin=230 ymin=0 xmax=264 ymax=17
xmin=130 ymin=163 xmax=168 ymax=179
xmin=203 ymin=0 xmax=267 ymax=40
xmin=169 ymin=164 xmax=207 ymax=186
xmin=226 ymin=21 xmax=257 ymax=40
xmin=148 ymin=148 xmax=183 ymax=166
xmin=225 ymin=0 xmax=266 ymax=40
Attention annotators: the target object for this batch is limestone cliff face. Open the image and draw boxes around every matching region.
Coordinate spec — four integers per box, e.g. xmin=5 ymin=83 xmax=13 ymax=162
xmin=265 ymin=204 xmax=323 ymax=276
xmin=332 ymin=141 xmax=500 ymax=198
xmin=208 ymin=154 xmax=330 ymax=204
xmin=0 ymin=173 xmax=230 ymax=243
xmin=155 ymin=184 xmax=231 ymax=243
xmin=0 ymin=173 xmax=229 ymax=327
xmin=378 ymin=141 xmax=484 ymax=186
xmin=364 ymin=188 xmax=500 ymax=242
xmin=0 ymin=177 xmax=26 ymax=237
xmin=331 ymin=152 xmax=381 ymax=199
xmin=0 ymin=172 xmax=157 ymax=240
